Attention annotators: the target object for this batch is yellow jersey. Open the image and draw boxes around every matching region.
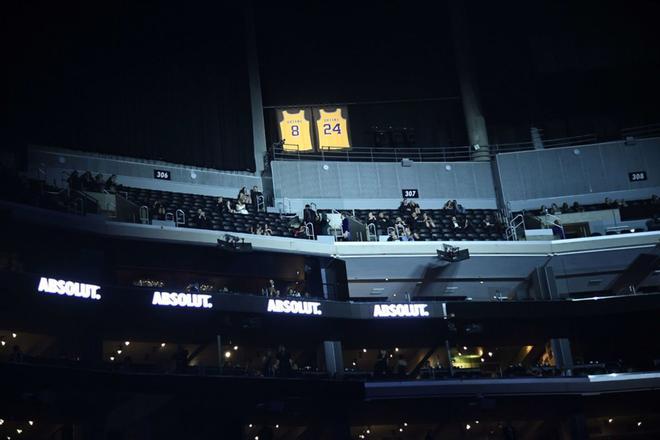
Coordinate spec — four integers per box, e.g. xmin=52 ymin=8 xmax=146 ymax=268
xmin=315 ymin=107 xmax=351 ymax=150
xmin=278 ymin=109 xmax=314 ymax=152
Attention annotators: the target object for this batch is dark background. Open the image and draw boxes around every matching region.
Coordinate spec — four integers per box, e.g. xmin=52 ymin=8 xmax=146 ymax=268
xmin=4 ymin=0 xmax=660 ymax=169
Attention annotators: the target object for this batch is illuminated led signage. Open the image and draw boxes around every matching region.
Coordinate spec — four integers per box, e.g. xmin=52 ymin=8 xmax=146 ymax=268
xmin=373 ymin=303 xmax=430 ymax=318
xmin=37 ymin=277 xmax=101 ymax=300
xmin=152 ymin=291 xmax=213 ymax=309
xmin=267 ymin=299 xmax=322 ymax=316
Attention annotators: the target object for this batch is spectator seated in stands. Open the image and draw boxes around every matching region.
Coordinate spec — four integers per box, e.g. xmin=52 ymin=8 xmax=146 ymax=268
xmin=263 ymin=224 xmax=273 ymax=236
xmin=377 ymin=212 xmax=390 ymax=234
xmin=216 ymin=197 xmax=226 ymax=213
xmin=152 ymin=200 xmax=167 ymax=220
xmin=551 ymin=219 xmax=565 ymax=239
xmin=451 ymin=216 xmax=468 ymax=230
xmin=194 ymin=208 xmax=210 ymax=228
xmin=400 ymin=227 xmax=413 ymax=241
xmin=387 ymin=230 xmax=398 ymax=241
xmin=67 ymin=171 xmax=82 ymax=191
xmin=443 ymin=200 xmax=455 ymax=211
xmin=93 ymin=173 xmax=105 ymax=192
xmin=105 ymin=175 xmax=121 ymax=193
xmin=237 ymin=186 xmax=248 ymax=201
xmin=293 ymin=224 xmax=308 ymax=238
xmin=571 ymin=201 xmax=584 ymax=213
xmin=482 ymin=215 xmax=496 ymax=230
xmin=263 ymin=279 xmax=279 ymax=297
xmin=454 ymin=199 xmax=466 ymax=214
xmin=80 ymin=171 xmax=94 ymax=191
xmin=235 ymin=199 xmax=248 ymax=214
xmin=225 ymin=200 xmax=235 ymax=213
xmin=367 ymin=211 xmax=377 ymax=225
xmin=422 ymin=213 xmax=435 ymax=230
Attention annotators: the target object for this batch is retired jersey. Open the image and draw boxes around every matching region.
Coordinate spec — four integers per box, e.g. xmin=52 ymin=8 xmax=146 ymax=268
xmin=278 ymin=109 xmax=314 ymax=152
xmin=315 ymin=107 xmax=351 ymax=150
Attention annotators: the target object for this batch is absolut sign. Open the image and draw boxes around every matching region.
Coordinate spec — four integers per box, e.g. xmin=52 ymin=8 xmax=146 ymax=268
xmin=267 ymin=299 xmax=322 ymax=316
xmin=373 ymin=303 xmax=430 ymax=318
xmin=37 ymin=277 xmax=102 ymax=300
xmin=152 ymin=291 xmax=213 ymax=309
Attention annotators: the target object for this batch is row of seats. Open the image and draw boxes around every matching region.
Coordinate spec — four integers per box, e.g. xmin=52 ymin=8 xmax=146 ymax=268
xmin=125 ymin=187 xmax=508 ymax=241
xmin=124 ymin=187 xmax=299 ymax=237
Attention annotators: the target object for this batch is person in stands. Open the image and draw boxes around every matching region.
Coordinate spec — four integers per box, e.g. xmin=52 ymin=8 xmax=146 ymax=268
xmin=422 ymin=213 xmax=436 ymax=230
xmin=194 ymin=209 xmax=210 ymax=228
xmin=235 ymin=199 xmax=248 ymax=214
xmin=482 ymin=215 xmax=495 ymax=230
xmin=303 ymin=204 xmax=317 ymax=225
xmin=377 ymin=212 xmax=390 ymax=234
xmin=93 ymin=173 xmax=105 ymax=192
xmin=216 ymin=197 xmax=226 ymax=213
xmin=367 ymin=211 xmax=377 ymax=224
xmin=387 ymin=230 xmax=398 ymax=241
xmin=104 ymin=175 xmax=120 ymax=193
xmin=275 ymin=345 xmax=293 ymax=377
xmin=451 ymin=216 xmax=468 ymax=231
xmin=250 ymin=186 xmax=262 ymax=206
xmin=263 ymin=224 xmax=273 ymax=236
xmin=67 ymin=170 xmax=81 ymax=191
xmin=341 ymin=212 xmax=350 ymax=240
xmin=551 ymin=219 xmax=565 ymax=239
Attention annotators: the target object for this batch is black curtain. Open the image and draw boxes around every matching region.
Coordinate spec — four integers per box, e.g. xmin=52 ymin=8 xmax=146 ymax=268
xmin=5 ymin=0 xmax=255 ymax=171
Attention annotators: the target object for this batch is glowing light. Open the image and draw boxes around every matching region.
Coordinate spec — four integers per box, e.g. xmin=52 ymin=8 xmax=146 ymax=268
xmin=366 ymin=429 xmax=370 ymax=434
xmin=458 ymin=352 xmax=462 ymax=356
xmin=161 ymin=343 xmax=166 ymax=348
xmin=637 ymin=421 xmax=642 ymax=427
xmin=124 ymin=341 xmax=130 ymax=346
xmin=480 ymin=358 xmax=485 ymax=362
xmin=224 ymin=351 xmax=232 ymax=359
xmin=28 ymin=421 xmax=33 ymax=426
xmin=359 ymin=436 xmax=365 ymax=439
xmin=0 ymin=419 xmax=4 ymax=425
xmin=117 ymin=349 xmax=122 ymax=354
xmin=395 ymin=347 xmax=399 ymax=352
xmin=475 ymin=420 xmax=479 ymax=424
xmin=488 ymin=351 xmax=493 ymax=357
xmin=15 ymin=430 xmax=21 ymax=434
xmin=403 ymin=423 xmax=407 ymax=427
xmin=275 ymin=425 xmax=279 ymax=429
xmin=1 ymin=341 xmax=6 ymax=346
xmin=399 ymin=428 xmax=403 ymax=432
xmin=233 ymin=346 xmax=239 ymax=351
xmin=466 ymin=424 xmax=471 ymax=430
xmin=463 ymin=346 xmax=467 ymax=350
xmin=608 ymin=418 xmax=613 ymax=423
xmin=11 ymin=333 xmax=17 ymax=339
xmin=363 ymin=348 xmax=367 ymax=353
xmin=373 ymin=303 xmax=430 ymax=318
xmin=248 ymin=424 xmax=253 ymax=428
xmin=110 ymin=356 xmax=115 ymax=361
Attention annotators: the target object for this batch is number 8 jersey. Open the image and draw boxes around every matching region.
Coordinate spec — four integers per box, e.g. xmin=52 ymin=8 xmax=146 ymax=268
xmin=315 ymin=107 xmax=351 ymax=150
xmin=277 ymin=109 xmax=314 ymax=152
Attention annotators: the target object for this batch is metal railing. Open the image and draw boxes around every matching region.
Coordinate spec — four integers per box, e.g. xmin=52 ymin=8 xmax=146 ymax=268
xmin=271 ymin=126 xmax=660 ymax=164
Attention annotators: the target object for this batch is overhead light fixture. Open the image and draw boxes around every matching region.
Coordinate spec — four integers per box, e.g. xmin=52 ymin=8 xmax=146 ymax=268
xmin=233 ymin=345 xmax=239 ymax=351
xmin=363 ymin=348 xmax=367 ymax=353
xmin=11 ymin=333 xmax=17 ymax=338
xmin=224 ymin=351 xmax=232 ymax=358
xmin=466 ymin=424 xmax=471 ymax=430
xmin=28 ymin=421 xmax=33 ymax=426
xmin=110 ymin=356 xmax=115 ymax=361
xmin=161 ymin=343 xmax=166 ymax=348
xmin=608 ymin=418 xmax=613 ymax=423
xmin=117 ymin=349 xmax=122 ymax=355
xmin=0 ymin=419 xmax=4 ymax=425
xmin=124 ymin=341 xmax=130 ymax=346
xmin=488 ymin=351 xmax=493 ymax=357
